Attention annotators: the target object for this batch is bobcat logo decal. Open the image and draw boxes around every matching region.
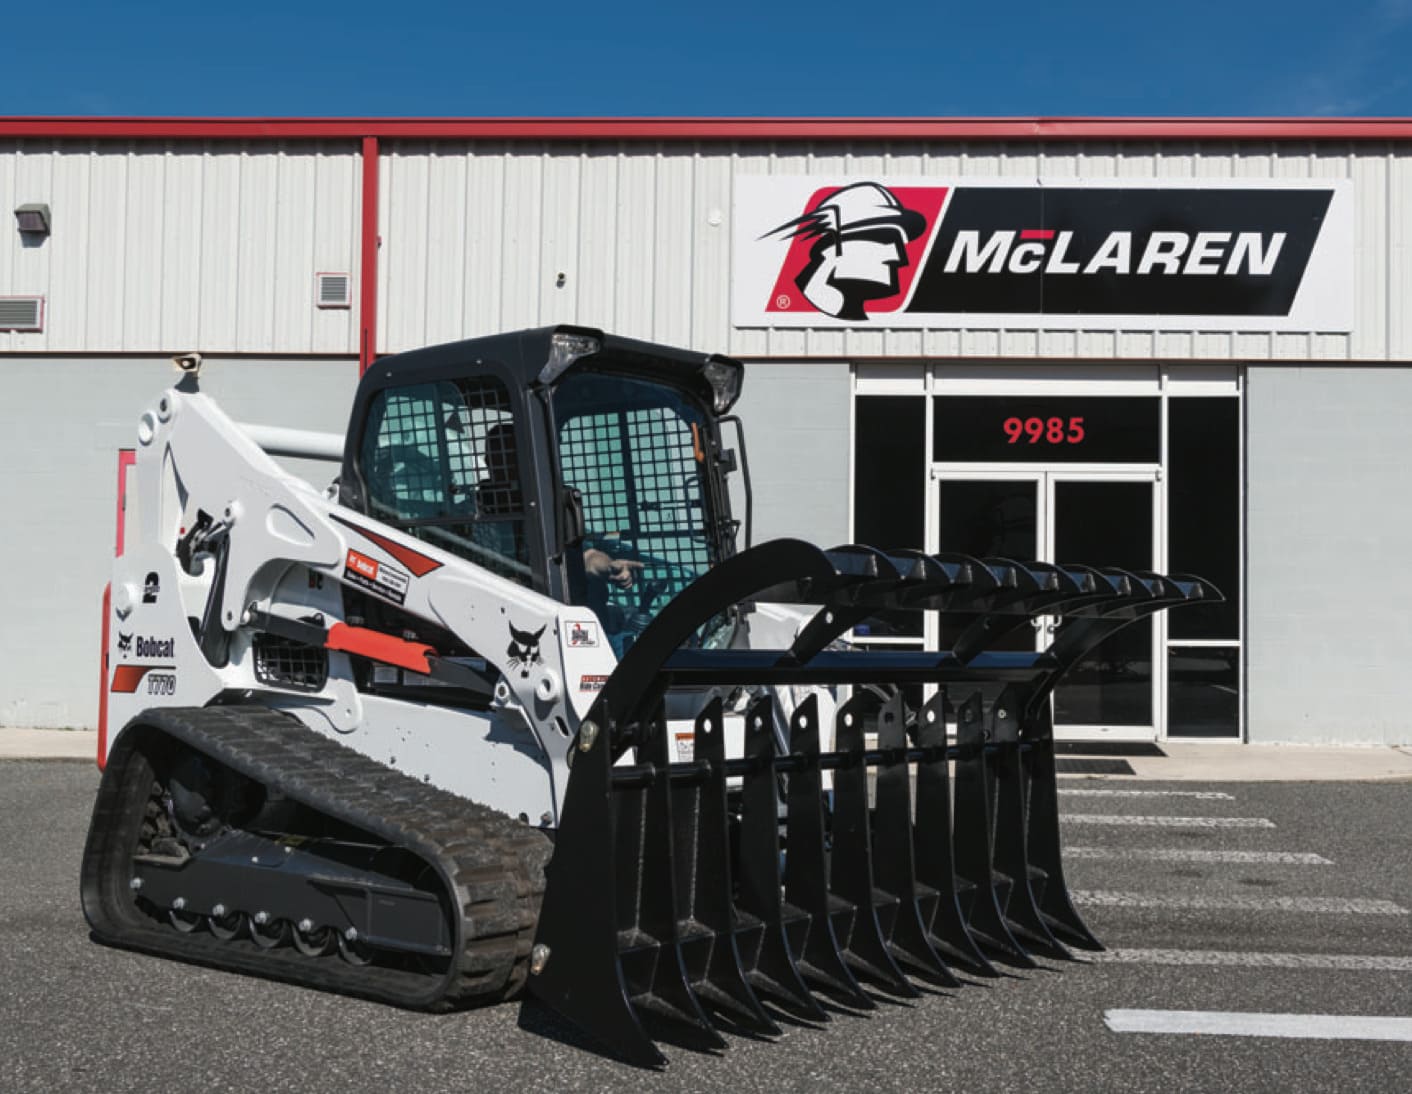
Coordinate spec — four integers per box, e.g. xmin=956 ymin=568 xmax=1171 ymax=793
xmin=117 ymin=632 xmax=133 ymax=654
xmin=506 ymin=622 xmax=546 ymax=679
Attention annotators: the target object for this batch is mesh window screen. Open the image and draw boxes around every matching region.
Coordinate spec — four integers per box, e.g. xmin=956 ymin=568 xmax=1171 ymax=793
xmin=560 ymin=407 xmax=712 ymax=582
xmin=555 ymin=372 xmax=722 ymax=653
xmin=360 ymin=377 xmax=532 ymax=585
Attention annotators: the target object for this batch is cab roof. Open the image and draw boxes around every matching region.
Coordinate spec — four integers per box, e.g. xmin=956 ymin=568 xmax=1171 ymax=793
xmin=355 ymin=326 xmax=744 ymax=416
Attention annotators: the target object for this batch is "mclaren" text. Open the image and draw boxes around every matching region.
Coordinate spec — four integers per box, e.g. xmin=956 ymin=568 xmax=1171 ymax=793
xmin=943 ymin=230 xmax=1287 ymax=277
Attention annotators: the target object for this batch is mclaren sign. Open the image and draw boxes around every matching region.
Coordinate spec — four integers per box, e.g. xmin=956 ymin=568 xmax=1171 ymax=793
xmin=732 ymin=177 xmax=1353 ymax=331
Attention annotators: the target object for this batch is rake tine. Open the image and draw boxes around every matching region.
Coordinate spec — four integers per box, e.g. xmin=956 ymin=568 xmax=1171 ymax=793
xmin=527 ymin=708 xmax=666 ymax=1068
xmin=734 ymin=697 xmax=829 ymax=1021
xmin=830 ymin=695 xmax=920 ymax=997
xmin=870 ymin=692 xmax=960 ymax=987
xmin=988 ymin=686 xmax=1072 ymax=961
xmin=1021 ymin=703 xmax=1103 ymax=951
xmin=631 ymin=706 xmax=726 ymax=1049
xmin=783 ymin=695 xmax=875 ymax=1009
xmin=684 ymin=700 xmax=781 ymax=1035
xmin=912 ymin=690 xmax=998 ymax=978
xmin=952 ymin=692 xmax=1036 ymax=968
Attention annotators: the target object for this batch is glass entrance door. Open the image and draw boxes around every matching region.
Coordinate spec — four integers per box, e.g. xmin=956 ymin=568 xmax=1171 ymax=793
xmin=934 ymin=474 xmax=1043 ymax=655
xmin=935 ymin=472 xmax=1159 ymax=741
xmin=1047 ymin=476 xmax=1157 ymax=738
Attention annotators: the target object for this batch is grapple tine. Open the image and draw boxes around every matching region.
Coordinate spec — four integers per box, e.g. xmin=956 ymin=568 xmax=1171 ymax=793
xmin=829 ymin=694 xmax=920 ymax=997
xmin=870 ymin=692 xmax=960 ymax=987
xmin=1021 ymin=702 xmax=1103 ymax=951
xmin=912 ymin=690 xmax=998 ymax=978
xmin=951 ymin=692 xmax=1037 ymax=968
xmin=632 ymin=707 xmax=727 ymax=1049
xmin=527 ymin=708 xmax=666 ymax=1068
xmin=783 ymin=695 xmax=875 ymax=1009
xmin=523 ymin=534 xmax=1220 ymax=1063
xmin=988 ymin=686 xmax=1073 ymax=961
xmin=683 ymin=699 xmax=781 ymax=1035
xmin=735 ymin=696 xmax=829 ymax=1021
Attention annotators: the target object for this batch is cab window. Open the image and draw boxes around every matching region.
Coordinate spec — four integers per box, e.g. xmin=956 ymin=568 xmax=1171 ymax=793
xmin=359 ymin=377 xmax=532 ymax=586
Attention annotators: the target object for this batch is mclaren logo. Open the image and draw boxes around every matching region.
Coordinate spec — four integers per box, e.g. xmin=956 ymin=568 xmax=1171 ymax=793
xmin=759 ymin=182 xmax=1335 ymax=321
xmin=942 ymin=229 xmax=1286 ymax=278
xmin=763 ymin=183 xmax=928 ymax=320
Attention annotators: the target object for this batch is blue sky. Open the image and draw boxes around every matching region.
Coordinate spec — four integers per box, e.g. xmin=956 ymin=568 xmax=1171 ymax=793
xmin=3 ymin=0 xmax=1410 ymax=117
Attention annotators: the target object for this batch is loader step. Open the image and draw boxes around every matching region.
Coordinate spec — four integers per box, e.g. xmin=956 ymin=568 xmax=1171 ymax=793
xmin=81 ymin=705 xmax=551 ymax=1010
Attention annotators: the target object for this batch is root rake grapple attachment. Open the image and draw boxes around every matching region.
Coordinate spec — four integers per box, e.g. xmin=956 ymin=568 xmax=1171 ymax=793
xmin=528 ymin=538 xmax=1218 ymax=1066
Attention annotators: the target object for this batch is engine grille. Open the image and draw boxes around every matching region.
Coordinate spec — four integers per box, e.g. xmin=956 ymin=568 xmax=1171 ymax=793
xmin=252 ymin=635 xmax=328 ymax=692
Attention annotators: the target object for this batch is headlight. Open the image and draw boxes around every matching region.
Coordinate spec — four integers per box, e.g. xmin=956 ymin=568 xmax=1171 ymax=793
xmin=701 ymin=357 xmax=743 ymax=413
xmin=538 ymin=331 xmax=602 ymax=385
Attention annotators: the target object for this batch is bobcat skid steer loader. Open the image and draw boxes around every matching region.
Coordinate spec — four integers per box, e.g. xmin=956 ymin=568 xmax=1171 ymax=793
xmin=83 ymin=326 xmax=1218 ymax=1066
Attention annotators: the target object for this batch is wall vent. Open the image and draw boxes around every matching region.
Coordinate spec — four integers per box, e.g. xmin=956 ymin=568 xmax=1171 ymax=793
xmin=0 ymin=296 xmax=43 ymax=331
xmin=315 ymin=272 xmax=351 ymax=309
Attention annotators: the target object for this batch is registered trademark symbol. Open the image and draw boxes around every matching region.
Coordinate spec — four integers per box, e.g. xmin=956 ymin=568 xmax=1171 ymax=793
xmin=775 ymin=294 xmax=791 ymax=308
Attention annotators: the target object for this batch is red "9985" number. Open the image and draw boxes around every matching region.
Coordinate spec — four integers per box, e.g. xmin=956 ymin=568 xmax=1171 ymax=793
xmin=1002 ymin=416 xmax=1086 ymax=445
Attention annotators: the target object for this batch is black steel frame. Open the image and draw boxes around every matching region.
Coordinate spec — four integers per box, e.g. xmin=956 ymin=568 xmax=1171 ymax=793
xmin=527 ymin=539 xmax=1219 ymax=1066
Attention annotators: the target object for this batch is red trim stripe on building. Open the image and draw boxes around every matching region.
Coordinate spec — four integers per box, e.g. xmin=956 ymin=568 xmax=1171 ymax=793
xmin=2 ymin=117 xmax=1411 ymax=141
xmin=360 ymin=137 xmax=379 ymax=373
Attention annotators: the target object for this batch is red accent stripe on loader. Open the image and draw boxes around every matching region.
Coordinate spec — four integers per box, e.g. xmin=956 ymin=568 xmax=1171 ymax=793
xmin=334 ymin=517 xmax=444 ymax=577
xmin=326 ymin=623 xmax=436 ymax=674
xmin=348 ymin=525 xmax=440 ymax=578
xmin=110 ymin=664 xmax=153 ymax=694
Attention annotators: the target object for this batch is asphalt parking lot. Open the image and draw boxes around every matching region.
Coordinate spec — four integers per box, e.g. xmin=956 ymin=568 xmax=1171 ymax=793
xmin=1 ymin=760 xmax=1408 ymax=1093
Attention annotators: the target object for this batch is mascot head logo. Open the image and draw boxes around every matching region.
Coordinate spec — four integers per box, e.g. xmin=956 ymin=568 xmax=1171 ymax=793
xmin=506 ymin=622 xmax=546 ymax=679
xmin=764 ymin=183 xmax=927 ymax=320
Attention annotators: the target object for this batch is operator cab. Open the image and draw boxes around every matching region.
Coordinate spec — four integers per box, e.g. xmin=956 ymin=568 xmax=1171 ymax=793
xmin=341 ymin=326 xmax=746 ymax=657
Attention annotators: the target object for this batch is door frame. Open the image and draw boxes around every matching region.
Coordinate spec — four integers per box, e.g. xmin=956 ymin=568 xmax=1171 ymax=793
xmin=929 ymin=464 xmax=1164 ymax=743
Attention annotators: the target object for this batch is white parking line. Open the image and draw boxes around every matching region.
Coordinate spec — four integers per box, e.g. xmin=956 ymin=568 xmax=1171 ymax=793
xmin=1104 ymin=1009 xmax=1412 ymax=1042
xmin=1059 ymin=789 xmax=1235 ymax=800
xmin=1072 ymin=891 xmax=1408 ymax=914
xmin=1091 ymin=948 xmax=1412 ymax=971
xmin=1061 ymin=814 xmax=1275 ymax=828
xmin=1065 ymin=848 xmax=1332 ymax=865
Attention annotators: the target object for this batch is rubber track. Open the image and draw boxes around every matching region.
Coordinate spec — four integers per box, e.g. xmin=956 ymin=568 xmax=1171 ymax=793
xmin=81 ymin=705 xmax=552 ymax=1010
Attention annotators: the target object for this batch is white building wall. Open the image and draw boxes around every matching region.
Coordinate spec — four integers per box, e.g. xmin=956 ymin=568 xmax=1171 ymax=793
xmin=0 ymin=357 xmax=360 ymax=729
xmin=0 ymin=141 xmax=362 ymax=355
xmin=378 ymin=140 xmax=1412 ymax=362
xmin=4 ymin=130 xmax=1411 ymax=742
xmin=1246 ymin=364 xmax=1412 ymax=745
xmin=726 ymin=362 xmax=852 ymax=550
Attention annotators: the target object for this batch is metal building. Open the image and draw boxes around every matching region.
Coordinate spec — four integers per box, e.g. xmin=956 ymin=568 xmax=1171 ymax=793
xmin=3 ymin=117 xmax=1410 ymax=745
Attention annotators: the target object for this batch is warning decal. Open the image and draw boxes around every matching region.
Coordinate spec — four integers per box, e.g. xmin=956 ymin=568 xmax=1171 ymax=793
xmin=343 ymin=548 xmax=410 ymax=605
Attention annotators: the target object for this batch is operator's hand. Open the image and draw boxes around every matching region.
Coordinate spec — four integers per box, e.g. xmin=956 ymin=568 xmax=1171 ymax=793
xmin=606 ymin=558 xmax=646 ymax=589
xmin=584 ymin=549 xmax=645 ymax=589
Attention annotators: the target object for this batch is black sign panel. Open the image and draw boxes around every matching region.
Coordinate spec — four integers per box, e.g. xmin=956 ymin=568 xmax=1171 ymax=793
xmin=934 ymin=396 xmax=1159 ymax=463
xmin=907 ymin=187 xmax=1332 ymax=316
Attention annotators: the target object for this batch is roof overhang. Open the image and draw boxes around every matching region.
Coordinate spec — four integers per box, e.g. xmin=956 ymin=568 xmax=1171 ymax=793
xmin=2 ymin=116 xmax=1411 ymax=142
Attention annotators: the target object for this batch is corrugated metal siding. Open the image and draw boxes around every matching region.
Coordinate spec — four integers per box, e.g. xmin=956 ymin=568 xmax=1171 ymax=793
xmin=0 ymin=141 xmax=361 ymax=355
xmin=380 ymin=140 xmax=1412 ymax=361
